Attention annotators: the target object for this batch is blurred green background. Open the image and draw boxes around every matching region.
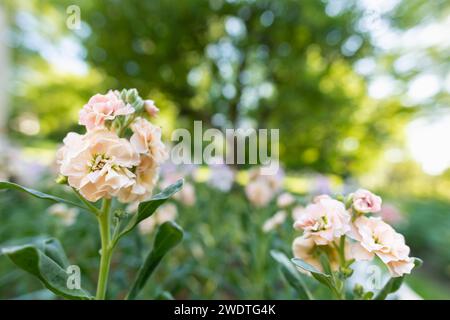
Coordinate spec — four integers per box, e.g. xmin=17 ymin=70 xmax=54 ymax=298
xmin=0 ymin=0 xmax=449 ymax=299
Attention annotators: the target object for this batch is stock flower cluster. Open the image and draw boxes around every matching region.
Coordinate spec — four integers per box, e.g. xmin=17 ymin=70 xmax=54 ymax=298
xmin=56 ymin=90 xmax=167 ymax=203
xmin=292 ymin=189 xmax=415 ymax=277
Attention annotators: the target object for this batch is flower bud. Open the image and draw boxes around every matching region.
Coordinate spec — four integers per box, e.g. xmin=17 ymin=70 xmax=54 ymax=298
xmin=126 ymin=88 xmax=138 ymax=103
xmin=55 ymin=175 xmax=68 ymax=185
xmin=353 ymin=284 xmax=364 ymax=297
xmin=144 ymin=100 xmax=159 ymax=117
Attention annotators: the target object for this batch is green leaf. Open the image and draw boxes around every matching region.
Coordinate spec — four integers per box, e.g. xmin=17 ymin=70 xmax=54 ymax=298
xmin=33 ymin=238 xmax=70 ymax=269
xmin=374 ymin=276 xmax=404 ymax=300
xmin=271 ymin=250 xmax=314 ymax=300
xmin=1 ymin=238 xmax=93 ymax=300
xmin=413 ymin=257 xmax=423 ymax=268
xmin=126 ymin=221 xmax=183 ymax=300
xmin=291 ymin=258 xmax=334 ymax=289
xmin=0 ymin=181 xmax=88 ymax=211
xmin=154 ymin=291 xmax=175 ymax=300
xmin=119 ymin=179 xmax=183 ymax=239
xmin=319 ymin=252 xmax=332 ymax=275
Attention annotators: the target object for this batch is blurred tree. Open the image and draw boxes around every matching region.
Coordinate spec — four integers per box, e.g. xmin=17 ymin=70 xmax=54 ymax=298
xmin=4 ymin=0 xmax=435 ymax=176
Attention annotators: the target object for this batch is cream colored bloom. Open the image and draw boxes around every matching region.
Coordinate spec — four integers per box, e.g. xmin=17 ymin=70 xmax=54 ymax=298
xmin=349 ymin=216 xmax=414 ymax=277
xmin=57 ymin=129 xmax=139 ymax=202
xmin=79 ymin=91 xmax=134 ymax=130
xmin=118 ymin=155 xmax=159 ymax=203
xmin=262 ymin=210 xmax=287 ymax=233
xmin=277 ymin=192 xmax=295 ymax=208
xmin=292 ymin=236 xmax=323 ymax=272
xmin=130 ymin=117 xmax=168 ymax=165
xmin=386 ymin=259 xmax=415 ymax=277
xmin=47 ymin=203 xmax=78 ymax=226
xmin=245 ymin=179 xmax=273 ymax=208
xmin=293 ymin=197 xmax=351 ymax=245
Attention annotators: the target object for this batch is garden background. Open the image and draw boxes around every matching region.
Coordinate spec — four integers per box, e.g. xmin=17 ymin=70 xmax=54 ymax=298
xmin=0 ymin=0 xmax=449 ymax=299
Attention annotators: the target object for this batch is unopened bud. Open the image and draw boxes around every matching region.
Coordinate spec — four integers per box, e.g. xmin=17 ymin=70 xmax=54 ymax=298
xmin=55 ymin=175 xmax=68 ymax=185
xmin=353 ymin=284 xmax=364 ymax=297
xmin=144 ymin=100 xmax=159 ymax=117
xmin=126 ymin=88 xmax=138 ymax=103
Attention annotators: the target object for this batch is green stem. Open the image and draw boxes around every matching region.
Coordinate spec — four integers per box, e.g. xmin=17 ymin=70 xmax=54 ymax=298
xmin=337 ymin=236 xmax=347 ymax=300
xmin=96 ymin=198 xmax=112 ymax=300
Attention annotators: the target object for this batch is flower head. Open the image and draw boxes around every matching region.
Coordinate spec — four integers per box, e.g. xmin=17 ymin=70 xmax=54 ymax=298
xmin=277 ymin=192 xmax=295 ymax=208
xmin=351 ymin=189 xmax=382 ymax=213
xmin=245 ymin=179 xmax=273 ymax=208
xmin=130 ymin=117 xmax=168 ymax=164
xmin=117 ymin=155 xmax=159 ymax=203
xmin=57 ymin=129 xmax=139 ymax=202
xmin=79 ymin=91 xmax=134 ymax=130
xmin=48 ymin=203 xmax=78 ymax=226
xmin=349 ymin=216 xmax=414 ymax=277
xmin=294 ymin=197 xmax=351 ymax=245
xmin=262 ymin=210 xmax=287 ymax=233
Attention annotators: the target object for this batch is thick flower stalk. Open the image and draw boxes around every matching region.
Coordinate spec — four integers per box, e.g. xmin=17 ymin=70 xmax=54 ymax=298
xmin=0 ymin=88 xmax=184 ymax=301
xmin=54 ymin=89 xmax=170 ymax=299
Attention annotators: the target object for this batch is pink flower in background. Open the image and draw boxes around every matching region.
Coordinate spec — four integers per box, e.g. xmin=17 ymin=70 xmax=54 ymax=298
xmin=57 ymin=129 xmax=139 ymax=202
xmin=262 ymin=210 xmax=287 ymax=233
xmin=208 ymin=162 xmax=235 ymax=192
xmin=277 ymin=192 xmax=295 ymax=208
xmin=130 ymin=117 xmax=168 ymax=164
xmin=294 ymin=197 xmax=351 ymax=245
xmin=174 ymin=181 xmax=196 ymax=206
xmin=79 ymin=91 xmax=134 ymax=130
xmin=349 ymin=216 xmax=414 ymax=277
xmin=378 ymin=204 xmax=404 ymax=225
xmin=47 ymin=203 xmax=78 ymax=226
xmin=144 ymin=100 xmax=159 ymax=117
xmin=138 ymin=203 xmax=178 ymax=235
xmin=245 ymin=179 xmax=273 ymax=208
xmin=351 ymin=189 xmax=382 ymax=213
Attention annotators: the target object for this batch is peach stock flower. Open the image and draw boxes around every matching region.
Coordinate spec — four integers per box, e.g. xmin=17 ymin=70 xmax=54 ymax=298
xmin=57 ymin=129 xmax=139 ymax=202
xmin=117 ymin=155 xmax=159 ymax=203
xmin=349 ymin=216 xmax=414 ymax=277
xmin=293 ymin=236 xmax=358 ymax=273
xmin=294 ymin=197 xmax=351 ymax=245
xmin=79 ymin=91 xmax=134 ymax=130
xmin=130 ymin=117 xmax=168 ymax=164
xmin=276 ymin=192 xmax=295 ymax=208
xmin=351 ymin=189 xmax=382 ymax=213
xmin=292 ymin=236 xmax=323 ymax=272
